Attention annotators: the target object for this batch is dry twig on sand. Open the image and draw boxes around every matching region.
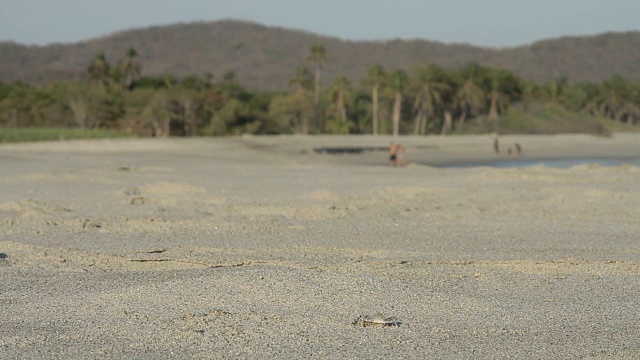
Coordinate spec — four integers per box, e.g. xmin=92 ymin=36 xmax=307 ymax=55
xmin=128 ymin=258 xmax=247 ymax=268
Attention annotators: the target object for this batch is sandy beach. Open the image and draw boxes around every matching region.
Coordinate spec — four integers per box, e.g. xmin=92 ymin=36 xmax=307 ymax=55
xmin=1 ymin=133 xmax=639 ymax=358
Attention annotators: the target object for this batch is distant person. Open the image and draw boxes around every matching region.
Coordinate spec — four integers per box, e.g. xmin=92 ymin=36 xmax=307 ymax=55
xmin=493 ymin=133 xmax=500 ymax=154
xmin=396 ymin=144 xmax=406 ymax=167
xmin=388 ymin=142 xmax=398 ymax=166
xmin=514 ymin=143 xmax=522 ymax=156
xmin=507 ymin=147 xmax=513 ymax=156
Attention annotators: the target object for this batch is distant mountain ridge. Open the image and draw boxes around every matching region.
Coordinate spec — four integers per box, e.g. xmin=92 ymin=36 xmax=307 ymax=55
xmin=2 ymin=20 xmax=640 ymax=90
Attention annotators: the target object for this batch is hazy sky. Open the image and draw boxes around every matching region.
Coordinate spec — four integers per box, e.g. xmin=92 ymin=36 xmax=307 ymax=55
xmin=1 ymin=0 xmax=639 ymax=48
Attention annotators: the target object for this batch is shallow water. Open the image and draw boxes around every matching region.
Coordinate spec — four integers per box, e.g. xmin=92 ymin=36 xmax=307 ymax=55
xmin=442 ymin=157 xmax=640 ymax=169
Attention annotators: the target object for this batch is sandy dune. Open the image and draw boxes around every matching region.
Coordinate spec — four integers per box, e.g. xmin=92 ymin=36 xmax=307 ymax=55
xmin=1 ymin=134 xmax=639 ymax=358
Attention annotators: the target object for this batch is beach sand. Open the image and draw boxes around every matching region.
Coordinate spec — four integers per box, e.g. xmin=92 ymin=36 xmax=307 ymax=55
xmin=1 ymin=134 xmax=639 ymax=358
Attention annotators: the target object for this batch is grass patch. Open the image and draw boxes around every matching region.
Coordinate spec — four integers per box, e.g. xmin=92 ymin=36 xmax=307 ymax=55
xmin=0 ymin=128 xmax=133 ymax=143
xmin=460 ymin=103 xmax=614 ymax=136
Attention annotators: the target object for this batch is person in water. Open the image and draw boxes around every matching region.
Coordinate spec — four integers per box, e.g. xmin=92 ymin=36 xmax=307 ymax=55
xmin=515 ymin=143 xmax=522 ymax=156
xmin=388 ymin=142 xmax=398 ymax=166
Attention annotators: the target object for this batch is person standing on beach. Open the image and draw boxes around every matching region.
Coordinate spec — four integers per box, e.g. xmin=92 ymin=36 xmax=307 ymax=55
xmin=388 ymin=142 xmax=398 ymax=166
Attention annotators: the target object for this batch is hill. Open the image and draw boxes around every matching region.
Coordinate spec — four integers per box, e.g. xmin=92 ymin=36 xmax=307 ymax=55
xmin=2 ymin=20 xmax=640 ymax=90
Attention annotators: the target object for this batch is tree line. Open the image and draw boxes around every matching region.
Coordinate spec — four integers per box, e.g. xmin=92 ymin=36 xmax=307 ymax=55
xmin=1 ymin=44 xmax=639 ymax=136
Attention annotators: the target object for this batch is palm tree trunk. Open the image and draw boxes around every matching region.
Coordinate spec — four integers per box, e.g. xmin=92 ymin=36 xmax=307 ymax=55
xmin=153 ymin=117 xmax=170 ymax=137
xmin=457 ymin=109 xmax=467 ymax=131
xmin=152 ymin=120 xmax=161 ymax=137
xmin=372 ymin=84 xmax=379 ymax=136
xmin=420 ymin=115 xmax=429 ymax=135
xmin=441 ymin=110 xmax=453 ymax=135
xmin=338 ymin=91 xmax=347 ymax=123
xmin=392 ymin=92 xmax=402 ymax=137
xmin=294 ymin=114 xmax=309 ymax=134
xmin=413 ymin=109 xmax=422 ymax=135
xmin=489 ymin=94 xmax=499 ymax=119
xmin=182 ymin=99 xmax=193 ymax=136
xmin=69 ymin=98 xmax=88 ymax=128
xmin=313 ymin=65 xmax=322 ymax=132
xmin=314 ymin=66 xmax=321 ymax=106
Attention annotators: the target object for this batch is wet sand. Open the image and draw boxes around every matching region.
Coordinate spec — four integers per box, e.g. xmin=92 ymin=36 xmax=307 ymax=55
xmin=1 ymin=134 xmax=639 ymax=358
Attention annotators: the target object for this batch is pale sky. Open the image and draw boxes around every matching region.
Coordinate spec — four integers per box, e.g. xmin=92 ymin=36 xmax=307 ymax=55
xmin=1 ymin=0 xmax=639 ymax=48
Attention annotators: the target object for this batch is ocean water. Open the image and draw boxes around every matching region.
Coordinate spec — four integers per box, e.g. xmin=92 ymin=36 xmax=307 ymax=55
xmin=443 ymin=157 xmax=640 ymax=169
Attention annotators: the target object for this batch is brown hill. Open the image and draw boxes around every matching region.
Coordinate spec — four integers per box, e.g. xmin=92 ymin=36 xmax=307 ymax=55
xmin=2 ymin=20 xmax=640 ymax=90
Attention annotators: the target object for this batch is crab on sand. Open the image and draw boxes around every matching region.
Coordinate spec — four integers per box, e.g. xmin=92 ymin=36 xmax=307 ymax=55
xmin=352 ymin=313 xmax=401 ymax=327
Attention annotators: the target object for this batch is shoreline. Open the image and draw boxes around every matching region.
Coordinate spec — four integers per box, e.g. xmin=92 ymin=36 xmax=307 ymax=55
xmin=230 ymin=133 xmax=640 ymax=167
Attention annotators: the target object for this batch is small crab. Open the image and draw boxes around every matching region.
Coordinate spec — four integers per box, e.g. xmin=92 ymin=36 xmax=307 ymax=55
xmin=352 ymin=313 xmax=401 ymax=327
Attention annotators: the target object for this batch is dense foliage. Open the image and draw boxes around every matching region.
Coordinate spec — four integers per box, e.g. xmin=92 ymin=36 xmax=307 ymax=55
xmin=1 ymin=45 xmax=639 ymax=137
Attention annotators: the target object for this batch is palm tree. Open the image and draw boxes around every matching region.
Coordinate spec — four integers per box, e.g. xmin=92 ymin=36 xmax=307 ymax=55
xmin=412 ymin=64 xmax=450 ymax=135
xmin=487 ymin=80 xmax=509 ymax=119
xmin=119 ymin=47 xmax=141 ymax=89
xmin=451 ymin=63 xmax=487 ymax=130
xmin=326 ymin=76 xmax=354 ymax=134
xmin=143 ymin=90 xmax=172 ymax=137
xmin=364 ymin=64 xmax=386 ymax=135
xmin=386 ymin=70 xmax=409 ymax=137
xmin=308 ymin=43 xmax=327 ymax=106
xmin=269 ymin=91 xmax=314 ymax=134
xmin=521 ymin=81 xmax=539 ymax=112
xmin=585 ymin=75 xmax=633 ymax=121
xmin=486 ymin=68 xmax=521 ymax=119
xmin=455 ymin=78 xmax=485 ymax=128
xmin=288 ymin=67 xmax=314 ymax=93
xmin=219 ymin=70 xmax=243 ymax=93
xmin=619 ymin=101 xmax=640 ymax=125
xmin=266 ymin=67 xmax=316 ymax=134
xmin=545 ymin=76 xmax=569 ymax=105
xmin=87 ymin=52 xmax=111 ymax=87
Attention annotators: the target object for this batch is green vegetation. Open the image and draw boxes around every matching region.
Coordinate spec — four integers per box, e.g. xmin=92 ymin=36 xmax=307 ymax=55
xmin=461 ymin=104 xmax=612 ymax=136
xmin=0 ymin=128 xmax=131 ymax=143
xmin=1 ymin=44 xmax=640 ymax=140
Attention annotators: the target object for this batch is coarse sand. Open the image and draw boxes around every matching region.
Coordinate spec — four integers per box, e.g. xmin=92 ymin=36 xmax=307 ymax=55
xmin=1 ymin=134 xmax=639 ymax=358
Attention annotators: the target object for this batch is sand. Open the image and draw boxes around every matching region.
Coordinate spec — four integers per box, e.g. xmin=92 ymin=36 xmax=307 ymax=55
xmin=1 ymin=133 xmax=639 ymax=358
